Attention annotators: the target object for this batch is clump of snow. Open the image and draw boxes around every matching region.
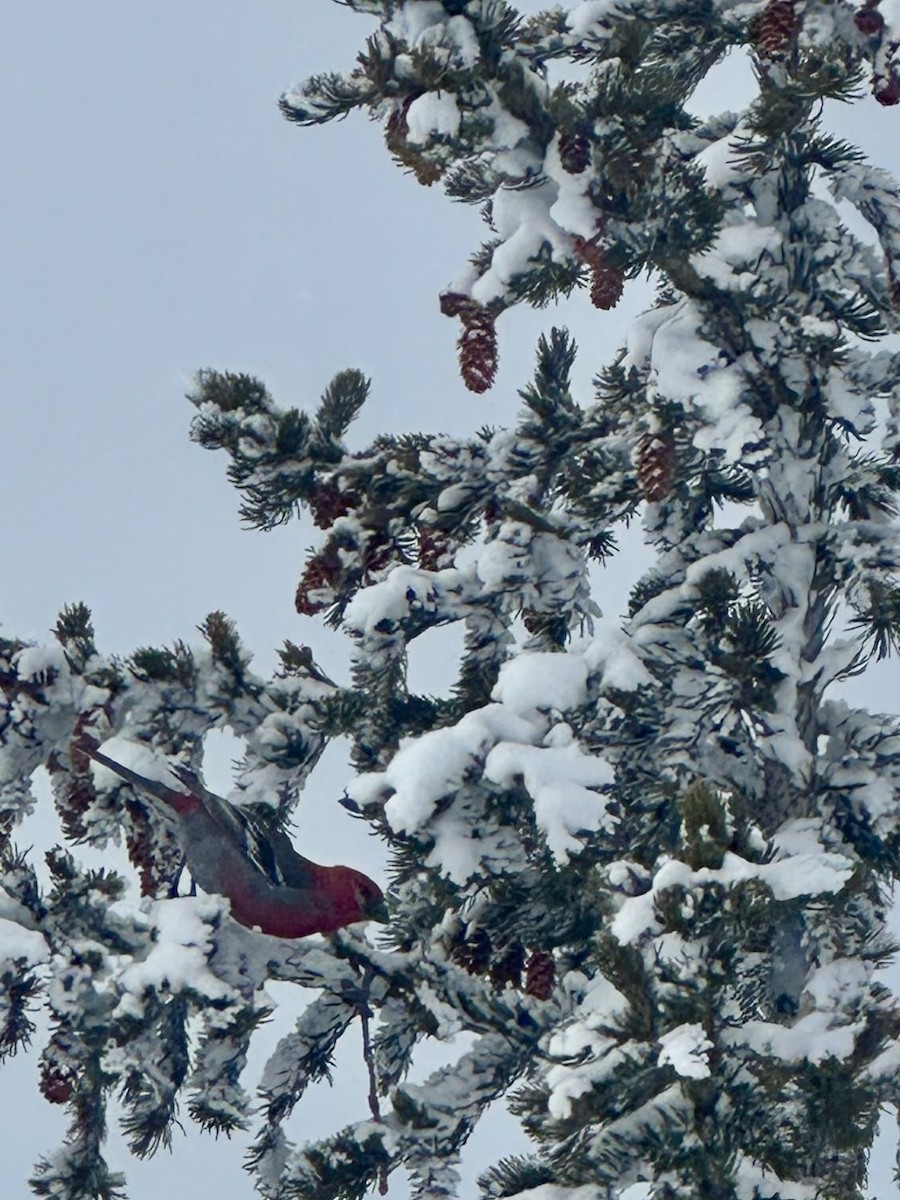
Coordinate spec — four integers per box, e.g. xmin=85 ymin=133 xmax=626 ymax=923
xmin=758 ymin=851 xmax=853 ymax=900
xmin=618 ymin=1186 xmax=655 ymax=1200
xmin=770 ymin=818 xmax=830 ymax=857
xmin=801 ymin=958 xmax=870 ymax=1012
xmin=612 ymin=858 xmax=692 ymax=944
xmin=624 ymin=298 xmax=765 ymax=463
xmin=359 ymin=654 xmax=615 ymax=873
xmin=657 ymin=1022 xmax=712 ymax=1079
xmin=692 ymin=220 xmax=782 ymax=292
xmin=695 ymin=126 xmax=749 ymax=188
xmin=388 ymin=0 xmax=446 ymax=44
xmin=863 ymin=1040 xmax=900 ymax=1082
xmin=14 ymin=643 xmax=70 ymax=682
xmin=405 ymin=92 xmax=461 ymax=145
xmin=514 ymin=1188 xmax=602 ymax=1200
xmin=584 ymin=621 xmax=653 ymax=691
xmin=545 ymin=135 xmax=601 ymax=239
xmin=723 ymin=1011 xmax=863 ymax=1063
xmin=612 ymin=846 xmax=854 ymax=945
xmin=415 ymin=982 xmax=467 ymax=1040
xmin=605 ymin=860 xmax=651 ymax=894
xmin=112 ymin=896 xmax=235 ymax=1019
xmin=470 ymin=182 xmax=571 ymax=306
xmin=444 ymin=14 xmax=480 ymax=65
xmin=691 ymin=378 xmax=760 ymax=463
xmin=380 ymin=705 xmax=536 ymax=836
xmin=492 ymin=651 xmax=588 ymax=714
xmin=476 ymin=532 xmax=532 ymax=592
xmin=544 ymin=1035 xmax=626 ymax=1117
xmin=343 ymin=566 xmax=460 ymax=638
xmin=485 ymin=740 xmax=615 ymax=863
xmin=0 ymin=916 xmax=49 ymax=965
xmin=13 ymin=642 xmax=82 ymax=710
xmin=568 ymin=0 xmax=623 ymax=36
xmin=424 ymin=798 xmax=521 ymax=885
xmin=0 ymin=886 xmax=41 ymax=932
xmin=733 ymin=1153 xmax=819 ymax=1200
xmin=578 ymin=971 xmax=631 ymax=1027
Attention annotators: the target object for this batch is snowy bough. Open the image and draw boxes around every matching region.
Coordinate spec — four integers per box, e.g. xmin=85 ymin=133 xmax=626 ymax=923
xmin=2 ymin=1 xmax=900 ymax=1198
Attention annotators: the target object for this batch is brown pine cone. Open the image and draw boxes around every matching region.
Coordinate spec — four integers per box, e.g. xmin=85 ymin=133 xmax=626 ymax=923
xmin=572 ymin=236 xmax=624 ymax=310
xmin=751 ymin=0 xmax=799 ymax=57
xmin=854 ymin=3 xmax=884 ymax=34
xmin=590 ymin=260 xmax=625 ymax=310
xmin=458 ymin=306 xmax=498 ymax=393
xmin=559 ymin=128 xmax=590 ymax=175
xmin=524 ymin=950 xmax=555 ymax=1000
xmin=637 ymin=430 xmax=677 ymax=502
xmin=309 ymin=481 xmax=359 ymax=530
xmin=40 ymin=1055 xmax=75 ymax=1105
xmin=295 ymin=547 xmax=341 ymax=615
xmin=51 ymin=770 xmax=94 ymax=843
xmin=874 ymin=73 xmax=900 ymax=106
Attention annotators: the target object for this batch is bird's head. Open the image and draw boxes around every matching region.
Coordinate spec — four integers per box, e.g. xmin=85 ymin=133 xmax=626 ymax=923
xmin=328 ymin=866 xmax=389 ymax=929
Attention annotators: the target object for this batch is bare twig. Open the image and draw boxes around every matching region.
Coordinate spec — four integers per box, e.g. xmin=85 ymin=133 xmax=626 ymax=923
xmin=356 ymin=967 xmax=388 ymax=1195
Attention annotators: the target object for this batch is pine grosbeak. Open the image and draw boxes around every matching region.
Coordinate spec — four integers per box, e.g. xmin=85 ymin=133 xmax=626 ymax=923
xmin=90 ymin=748 xmax=387 ymax=937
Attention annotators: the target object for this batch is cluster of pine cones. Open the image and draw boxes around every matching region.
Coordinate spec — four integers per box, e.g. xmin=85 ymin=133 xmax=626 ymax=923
xmin=452 ymin=925 xmax=556 ymax=1001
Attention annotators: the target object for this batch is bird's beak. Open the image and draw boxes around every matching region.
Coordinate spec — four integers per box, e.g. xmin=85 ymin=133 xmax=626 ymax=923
xmin=368 ymin=898 xmax=391 ymax=924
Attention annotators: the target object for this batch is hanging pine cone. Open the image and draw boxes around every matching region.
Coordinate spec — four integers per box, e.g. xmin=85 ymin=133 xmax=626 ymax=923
xmin=48 ymin=767 xmax=94 ymax=843
xmin=40 ymin=1060 xmax=75 ymax=1105
xmin=455 ymin=925 xmax=493 ymax=975
xmin=124 ymin=796 xmax=181 ymax=896
xmin=854 ymin=1 xmax=884 ymax=34
xmin=750 ymin=0 xmax=799 ymax=57
xmin=590 ymin=260 xmax=626 ymax=310
xmin=558 ymin=128 xmax=590 ymax=175
xmin=309 ymin=481 xmax=359 ymax=530
xmin=572 ymin=236 xmax=625 ymax=310
xmin=524 ymin=950 xmax=555 ymax=1001
xmin=51 ymin=707 xmax=115 ymax=840
xmin=637 ymin=430 xmax=677 ymax=502
xmin=40 ymin=1034 xmax=77 ymax=1105
xmin=458 ymin=305 xmax=498 ymax=393
xmin=490 ymin=941 xmax=526 ymax=989
xmin=295 ymin=546 xmax=341 ymax=615
xmin=874 ymin=72 xmax=900 ymax=105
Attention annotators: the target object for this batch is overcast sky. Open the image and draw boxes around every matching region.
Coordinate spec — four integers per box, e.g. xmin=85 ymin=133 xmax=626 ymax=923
xmin=2 ymin=4 xmax=897 ymax=1198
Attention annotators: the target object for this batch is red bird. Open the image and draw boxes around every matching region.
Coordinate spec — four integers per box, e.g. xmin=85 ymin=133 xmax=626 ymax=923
xmin=90 ymin=748 xmax=387 ymax=938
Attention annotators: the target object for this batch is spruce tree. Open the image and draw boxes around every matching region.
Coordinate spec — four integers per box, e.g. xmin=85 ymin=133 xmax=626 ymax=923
xmin=2 ymin=2 xmax=899 ymax=1199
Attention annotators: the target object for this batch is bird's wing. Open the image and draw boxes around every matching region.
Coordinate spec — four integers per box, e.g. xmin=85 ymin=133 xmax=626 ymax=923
xmin=169 ymin=763 xmax=318 ymax=890
xmin=262 ymin=824 xmax=320 ymax=890
xmin=92 ymin=750 xmax=318 ymax=891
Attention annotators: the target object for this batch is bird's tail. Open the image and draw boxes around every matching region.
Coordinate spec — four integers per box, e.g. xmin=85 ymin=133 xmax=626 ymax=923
xmin=89 ymin=748 xmax=198 ymax=814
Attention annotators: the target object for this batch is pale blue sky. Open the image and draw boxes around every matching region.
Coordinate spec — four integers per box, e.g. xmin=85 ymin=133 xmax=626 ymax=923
xmin=2 ymin=5 xmax=897 ymax=1198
